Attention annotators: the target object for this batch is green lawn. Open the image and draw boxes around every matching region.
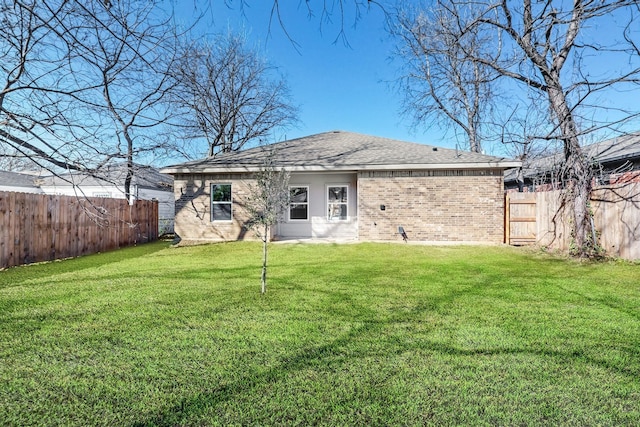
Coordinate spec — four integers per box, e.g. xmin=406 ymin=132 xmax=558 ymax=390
xmin=1 ymin=241 xmax=639 ymax=426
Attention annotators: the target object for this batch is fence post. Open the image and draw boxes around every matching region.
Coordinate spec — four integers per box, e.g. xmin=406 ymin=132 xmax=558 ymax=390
xmin=504 ymin=192 xmax=510 ymax=245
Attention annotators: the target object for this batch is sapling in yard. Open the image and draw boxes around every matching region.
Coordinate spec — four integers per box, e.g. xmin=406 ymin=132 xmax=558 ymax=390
xmin=244 ymin=151 xmax=290 ymax=294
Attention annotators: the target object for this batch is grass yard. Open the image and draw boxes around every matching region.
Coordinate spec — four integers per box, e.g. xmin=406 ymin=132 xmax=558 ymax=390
xmin=1 ymin=241 xmax=639 ymax=426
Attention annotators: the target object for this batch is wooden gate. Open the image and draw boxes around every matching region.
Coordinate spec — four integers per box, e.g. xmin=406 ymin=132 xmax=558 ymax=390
xmin=505 ymin=193 xmax=537 ymax=245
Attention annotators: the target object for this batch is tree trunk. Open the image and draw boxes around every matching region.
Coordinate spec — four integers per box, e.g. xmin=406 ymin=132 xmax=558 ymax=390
xmin=468 ymin=122 xmax=480 ymax=153
xmin=261 ymin=224 xmax=268 ymax=294
xmin=545 ymin=84 xmax=594 ymax=255
xmin=565 ymin=151 xmax=593 ymax=254
xmin=124 ymin=132 xmax=134 ymax=204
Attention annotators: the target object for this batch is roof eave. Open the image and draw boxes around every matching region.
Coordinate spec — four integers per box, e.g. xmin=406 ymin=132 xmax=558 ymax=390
xmin=161 ymin=161 xmax=522 ymax=175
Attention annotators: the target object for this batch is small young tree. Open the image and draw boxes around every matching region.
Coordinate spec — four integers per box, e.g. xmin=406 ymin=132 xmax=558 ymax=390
xmin=244 ymin=152 xmax=290 ymax=294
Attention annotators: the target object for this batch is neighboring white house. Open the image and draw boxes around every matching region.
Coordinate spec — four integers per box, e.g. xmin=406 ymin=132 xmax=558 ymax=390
xmin=38 ymin=164 xmax=175 ymax=235
xmin=0 ymin=170 xmax=43 ymax=194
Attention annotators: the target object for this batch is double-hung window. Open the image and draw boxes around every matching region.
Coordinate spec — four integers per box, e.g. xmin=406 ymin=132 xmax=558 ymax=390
xmin=289 ymin=186 xmax=308 ymax=220
xmin=211 ymin=183 xmax=232 ymax=221
xmin=327 ymin=185 xmax=348 ymax=220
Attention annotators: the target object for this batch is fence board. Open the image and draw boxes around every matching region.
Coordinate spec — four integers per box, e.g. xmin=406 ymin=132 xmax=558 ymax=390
xmin=9 ymin=192 xmax=18 ymax=267
xmin=592 ymin=182 xmax=640 ymax=259
xmin=50 ymin=195 xmax=59 ymax=261
xmin=0 ymin=193 xmax=10 ymax=266
xmin=0 ymin=192 xmax=158 ymax=269
xmin=508 ymin=182 xmax=640 ymax=259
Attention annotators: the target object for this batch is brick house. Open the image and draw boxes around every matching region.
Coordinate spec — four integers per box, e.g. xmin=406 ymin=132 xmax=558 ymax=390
xmin=504 ymin=132 xmax=640 ymax=192
xmin=161 ymin=131 xmax=520 ymax=243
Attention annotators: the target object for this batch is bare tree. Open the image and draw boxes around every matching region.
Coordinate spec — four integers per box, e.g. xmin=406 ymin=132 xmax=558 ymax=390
xmin=0 ymin=0 xmax=182 ymax=199
xmin=1 ymin=0 xmax=94 ymax=173
xmin=397 ymin=0 xmax=640 ymax=256
xmin=391 ymin=0 xmax=498 ymax=152
xmin=73 ymin=0 xmax=182 ymax=200
xmin=478 ymin=0 xmax=640 ymax=256
xmin=243 ymin=151 xmax=290 ymax=294
xmin=0 ymin=147 xmax=39 ymax=172
xmin=221 ymin=0 xmax=384 ymax=46
xmin=170 ymin=32 xmax=299 ymax=158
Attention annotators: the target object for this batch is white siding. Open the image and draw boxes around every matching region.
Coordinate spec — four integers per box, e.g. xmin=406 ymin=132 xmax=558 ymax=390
xmin=138 ymin=188 xmax=175 ymax=234
xmin=0 ymin=186 xmax=43 ymax=194
xmin=277 ymin=173 xmax=357 ymax=240
xmin=40 ymin=184 xmax=125 ymax=199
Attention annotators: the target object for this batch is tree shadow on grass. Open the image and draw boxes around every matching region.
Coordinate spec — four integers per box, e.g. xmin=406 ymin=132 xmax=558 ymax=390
xmin=134 ymin=281 xmax=640 ymax=426
xmin=134 ymin=320 xmax=384 ymax=426
xmin=135 ymin=331 xmax=640 ymax=426
xmin=556 ymin=284 xmax=640 ymax=322
xmin=0 ymin=241 xmax=170 ymax=288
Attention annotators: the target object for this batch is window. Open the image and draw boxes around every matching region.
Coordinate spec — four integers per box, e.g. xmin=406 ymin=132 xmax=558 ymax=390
xmin=211 ymin=183 xmax=232 ymax=221
xmin=289 ymin=186 xmax=308 ymax=220
xmin=327 ymin=185 xmax=348 ymax=220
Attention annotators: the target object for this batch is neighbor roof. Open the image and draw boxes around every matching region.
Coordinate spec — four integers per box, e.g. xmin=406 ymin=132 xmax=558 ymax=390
xmin=0 ymin=170 xmax=40 ymax=189
xmin=161 ymin=131 xmax=520 ymax=174
xmin=40 ymin=163 xmax=173 ymax=191
xmin=504 ymin=132 xmax=640 ymax=184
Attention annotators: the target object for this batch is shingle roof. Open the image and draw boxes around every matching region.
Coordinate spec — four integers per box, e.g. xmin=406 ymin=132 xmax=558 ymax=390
xmin=583 ymin=132 xmax=640 ymax=164
xmin=0 ymin=170 xmax=39 ymax=188
xmin=504 ymin=132 xmax=640 ymax=183
xmin=161 ymin=131 xmax=520 ymax=174
xmin=40 ymin=163 xmax=173 ymax=191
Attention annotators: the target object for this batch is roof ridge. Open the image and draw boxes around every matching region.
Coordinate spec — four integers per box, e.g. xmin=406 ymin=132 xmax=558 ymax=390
xmin=161 ymin=131 xmax=519 ymax=174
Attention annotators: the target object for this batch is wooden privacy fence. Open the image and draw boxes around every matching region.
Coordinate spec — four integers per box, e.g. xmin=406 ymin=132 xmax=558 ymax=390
xmin=504 ymin=195 xmax=537 ymax=246
xmin=506 ymin=182 xmax=640 ymax=259
xmin=0 ymin=191 xmax=158 ymax=269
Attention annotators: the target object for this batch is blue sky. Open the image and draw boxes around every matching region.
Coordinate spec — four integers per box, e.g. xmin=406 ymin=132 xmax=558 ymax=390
xmin=182 ymin=1 xmax=458 ymax=150
xmin=176 ymin=1 xmax=640 ymax=157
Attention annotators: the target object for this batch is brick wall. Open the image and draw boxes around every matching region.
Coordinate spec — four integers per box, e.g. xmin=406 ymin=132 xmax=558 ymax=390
xmin=173 ymin=173 xmax=260 ymax=241
xmin=608 ymin=170 xmax=640 ymax=184
xmin=173 ymin=169 xmax=506 ymax=243
xmin=358 ymin=170 xmax=505 ymax=243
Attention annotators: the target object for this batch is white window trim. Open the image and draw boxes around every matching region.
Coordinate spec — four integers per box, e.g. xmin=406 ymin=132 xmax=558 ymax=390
xmin=327 ymin=184 xmax=349 ymax=221
xmin=288 ymin=185 xmax=309 ymax=222
xmin=211 ymin=183 xmax=233 ymax=222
